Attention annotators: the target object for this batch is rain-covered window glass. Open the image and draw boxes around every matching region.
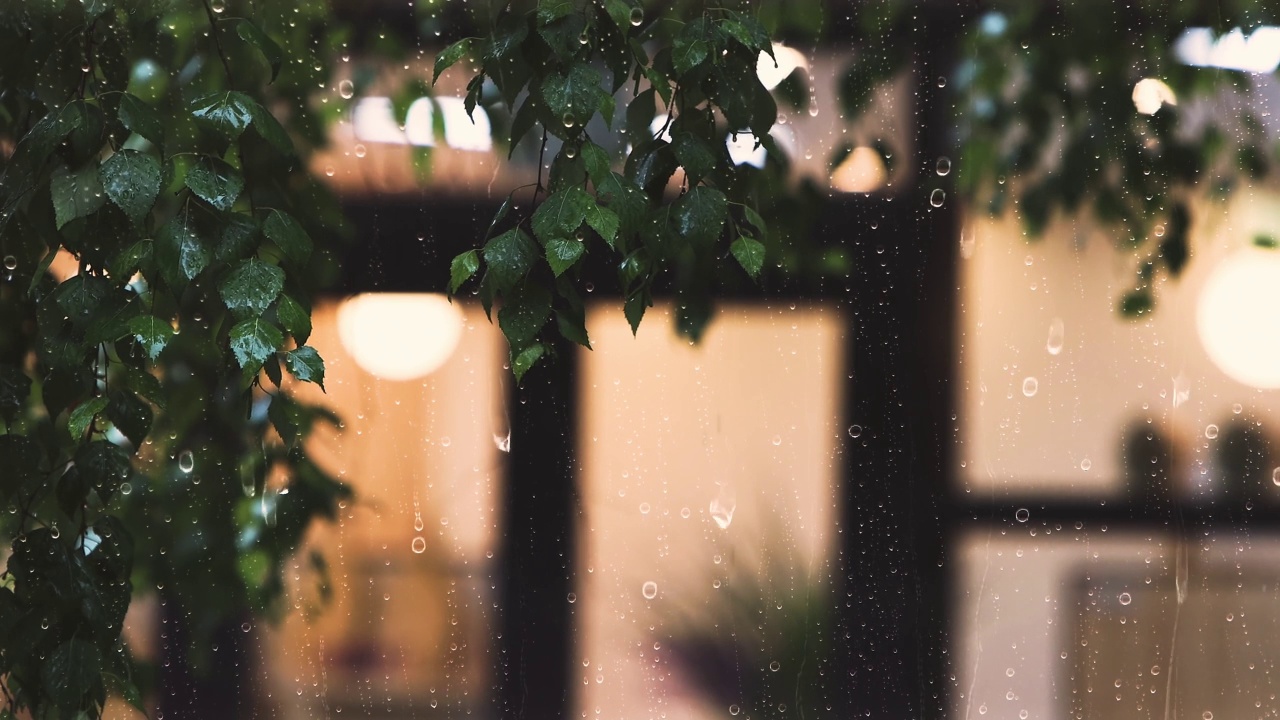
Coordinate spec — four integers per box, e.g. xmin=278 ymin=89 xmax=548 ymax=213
xmin=7 ymin=2 xmax=1280 ymax=719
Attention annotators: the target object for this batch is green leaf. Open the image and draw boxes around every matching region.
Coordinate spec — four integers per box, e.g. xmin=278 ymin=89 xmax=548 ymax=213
xmin=581 ymin=141 xmax=612 ymax=186
xmin=158 ymin=206 xmax=212 ymax=283
xmin=51 ymin=163 xmax=106 ymax=229
xmin=595 ymin=172 xmax=646 ymax=231
xmin=284 ymin=346 xmax=325 ymax=390
xmin=185 ymin=155 xmax=244 ymax=212
xmin=512 ymin=343 xmax=547 ymax=382
xmin=742 ymin=204 xmax=768 ymax=237
xmin=483 ymin=228 xmax=539 ymax=292
xmin=215 ymin=212 xmax=260 ymax=263
xmin=721 ymin=12 xmax=772 ymax=55
xmin=604 ymin=0 xmax=636 ymax=30
xmin=537 ymin=0 xmax=574 ymax=24
xmin=541 ymin=63 xmax=606 ymax=130
xmin=433 ymin=38 xmax=475 ymax=85
xmin=0 ymin=435 xmax=41 ymax=501
xmin=499 ymin=283 xmax=553 ymax=348
xmin=100 ymin=150 xmax=161 ymax=225
xmin=672 ymin=28 xmax=711 ymax=75
xmin=237 ymin=19 xmax=284 ymax=82
xmin=75 ymin=439 xmax=130 ymax=502
xmin=1119 ymin=290 xmax=1153 ymax=318
xmin=42 ymin=639 xmax=101 ymax=711
xmin=546 ymin=237 xmax=585 ymax=276
xmin=672 ymin=186 xmax=727 ymax=247
xmin=118 ymin=93 xmax=165 ymax=147
xmin=532 ymin=187 xmax=593 ymax=244
xmin=585 ymin=203 xmax=619 ymax=246
xmin=68 ymin=396 xmax=108 ymax=439
xmin=276 ymin=294 xmax=311 ymax=345
xmin=730 ymin=236 xmax=765 ymax=278
xmin=263 ymin=209 xmax=313 ymax=266
xmin=450 ymin=249 xmax=481 ymax=293
xmin=1254 ymin=234 xmax=1278 ymax=249
xmin=219 ymin=258 xmax=284 ymax=317
xmin=107 ymin=389 xmax=152 ymax=449
xmin=191 ymin=91 xmax=255 ymax=139
xmin=248 ymin=100 xmax=294 ymax=156
xmin=624 ymin=290 xmax=650 ymax=335
xmin=229 ymin=318 xmax=284 ymax=372
xmin=672 ymin=132 xmax=716 ymax=184
xmin=129 ymin=315 xmax=176 ymax=361
xmin=0 ymin=365 xmax=32 ymax=424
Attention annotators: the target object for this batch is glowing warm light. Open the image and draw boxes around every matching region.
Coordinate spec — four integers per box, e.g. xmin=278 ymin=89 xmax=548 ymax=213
xmin=352 ymin=96 xmax=491 ymax=151
xmin=1196 ymin=248 xmax=1280 ymax=389
xmin=830 ymin=146 xmax=888 ymax=193
xmin=337 ymin=293 xmax=465 ymax=381
xmin=1175 ymin=26 xmax=1280 ymax=73
xmin=1131 ymin=78 xmax=1176 ymax=115
xmin=756 ymin=43 xmax=809 ymax=91
xmin=726 ymin=131 xmax=767 ymax=168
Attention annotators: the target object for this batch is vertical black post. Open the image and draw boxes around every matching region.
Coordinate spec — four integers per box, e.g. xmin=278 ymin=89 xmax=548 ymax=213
xmin=498 ymin=340 xmax=578 ymax=719
xmin=837 ymin=7 xmax=963 ymax=720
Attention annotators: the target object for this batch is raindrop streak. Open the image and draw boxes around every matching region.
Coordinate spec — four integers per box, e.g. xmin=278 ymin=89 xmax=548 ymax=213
xmin=710 ymin=497 xmax=736 ymax=529
xmin=641 ymin=581 xmax=658 ymax=599
xmin=1015 ymin=508 xmax=1030 ymax=523
xmin=494 ymin=431 xmax=512 ymax=453
xmin=411 ymin=536 xmax=427 ymax=554
xmin=929 ymin=188 xmax=945 ymax=207
xmin=337 ymin=79 xmax=355 ymax=99
xmin=1022 ymin=377 xmax=1038 ymax=397
xmin=178 ymin=450 xmax=194 ymax=473
xmin=935 ymin=157 xmax=951 ymax=176
xmin=1046 ymin=318 xmax=1065 ymax=355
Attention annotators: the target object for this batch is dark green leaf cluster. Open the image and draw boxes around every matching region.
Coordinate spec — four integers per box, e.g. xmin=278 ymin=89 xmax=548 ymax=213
xmin=440 ymin=0 xmax=783 ymax=379
xmin=0 ymin=0 xmax=349 ymax=714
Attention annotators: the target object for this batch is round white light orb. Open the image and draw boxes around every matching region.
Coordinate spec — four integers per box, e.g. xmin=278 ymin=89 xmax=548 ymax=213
xmin=337 ymin=293 xmax=464 ymax=381
xmin=1196 ymin=248 xmax=1280 ymax=388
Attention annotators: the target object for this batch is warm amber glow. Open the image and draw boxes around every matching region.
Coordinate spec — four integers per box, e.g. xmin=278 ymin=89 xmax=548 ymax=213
xmin=830 ymin=146 xmax=888 ymax=193
xmin=336 ymin=293 xmax=464 ymax=380
xmin=1132 ymin=78 xmax=1177 ymax=115
xmin=1196 ymin=248 xmax=1280 ymax=388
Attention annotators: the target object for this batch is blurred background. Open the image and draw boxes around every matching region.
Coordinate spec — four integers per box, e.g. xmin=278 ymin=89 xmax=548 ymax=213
xmin=109 ymin=1 xmax=1280 ymax=718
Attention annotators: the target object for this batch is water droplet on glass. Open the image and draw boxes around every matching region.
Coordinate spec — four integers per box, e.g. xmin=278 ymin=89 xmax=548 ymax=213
xmin=411 ymin=536 xmax=426 ymax=554
xmin=567 ymin=592 xmax=577 ymax=603
xmin=680 ymin=507 xmax=691 ymax=519
xmin=929 ymin=188 xmax=945 ymax=207
xmin=848 ymin=424 xmax=863 ymax=438
xmin=641 ymin=581 xmax=657 ymax=599
xmin=1015 ymin=508 xmax=1030 ymax=523
xmin=2 ymin=255 xmax=15 ymax=271
xmin=354 ymin=143 xmax=367 ymax=158
xmin=178 ymin=450 xmax=194 ymax=473
xmin=639 ymin=502 xmax=651 ymax=515
xmin=565 ymin=144 xmax=578 ymax=159
xmin=629 ymin=6 xmax=644 ymax=25
xmin=769 ymin=660 xmax=780 ymax=672
xmin=1022 ymin=377 xmax=1038 ymax=397
xmin=729 ymin=705 xmax=741 ymax=716
xmin=1272 ymin=468 xmax=1280 ymax=486
xmin=413 ymin=514 xmax=424 ymax=532
xmin=1203 ymin=712 xmax=1213 ymax=720
xmin=937 ymin=75 xmax=947 ymax=88
xmin=210 ymin=0 xmax=225 ymax=12
xmin=562 ymin=112 xmax=576 ymax=129
xmin=710 ymin=497 xmax=735 ymax=529
xmin=119 ymin=482 xmax=132 ymax=496
xmin=338 ymin=79 xmax=355 ymax=99
xmin=1205 ymin=424 xmax=1219 ymax=439
xmin=494 ymin=431 xmax=512 ymax=453
xmin=935 ymin=157 xmax=951 ymax=176
xmin=1154 ymin=224 xmax=1165 ymax=238
xmin=1119 ymin=592 xmax=1132 ymax=605
xmin=1081 ymin=458 xmax=1092 ymax=471
xmin=771 ymin=435 xmax=782 ymax=446
xmin=1046 ymin=318 xmax=1065 ymax=355
xmin=241 ymin=622 xmax=251 ymax=632
xmin=1232 ymin=402 xmax=1243 ymax=414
